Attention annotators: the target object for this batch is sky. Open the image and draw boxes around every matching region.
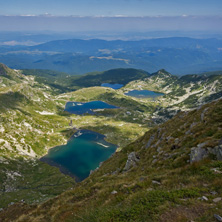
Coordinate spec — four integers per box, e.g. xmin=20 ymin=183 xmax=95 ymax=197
xmin=1 ymin=0 xmax=222 ymax=17
xmin=0 ymin=0 xmax=221 ymax=32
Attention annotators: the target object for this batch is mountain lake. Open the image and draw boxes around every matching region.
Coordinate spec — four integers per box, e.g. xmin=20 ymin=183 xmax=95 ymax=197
xmin=41 ymin=130 xmax=117 ymax=181
xmin=101 ymin=83 xmax=124 ymax=89
xmin=125 ymin=90 xmax=164 ymax=99
xmin=64 ymin=101 xmax=118 ymax=115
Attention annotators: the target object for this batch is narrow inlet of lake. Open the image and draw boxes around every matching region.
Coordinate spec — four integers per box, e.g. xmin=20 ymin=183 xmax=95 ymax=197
xmin=40 ymin=130 xmax=117 ymax=182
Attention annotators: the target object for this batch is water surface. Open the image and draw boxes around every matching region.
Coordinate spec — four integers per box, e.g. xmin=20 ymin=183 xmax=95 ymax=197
xmin=101 ymin=83 xmax=123 ymax=89
xmin=125 ymin=90 xmax=164 ymax=99
xmin=41 ymin=130 xmax=117 ymax=181
xmin=65 ymin=101 xmax=118 ymax=115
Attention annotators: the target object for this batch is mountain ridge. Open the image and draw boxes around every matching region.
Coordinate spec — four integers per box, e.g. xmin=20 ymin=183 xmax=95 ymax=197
xmin=1 ymin=37 xmax=222 ymax=74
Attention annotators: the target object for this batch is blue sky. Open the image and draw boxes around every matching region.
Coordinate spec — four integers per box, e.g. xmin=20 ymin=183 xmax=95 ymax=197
xmin=0 ymin=0 xmax=221 ymax=32
xmin=1 ymin=0 xmax=221 ymax=16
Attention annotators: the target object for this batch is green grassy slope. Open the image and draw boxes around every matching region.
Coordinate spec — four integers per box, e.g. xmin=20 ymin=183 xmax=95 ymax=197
xmin=6 ymin=98 xmax=222 ymax=222
xmin=21 ymin=68 xmax=149 ymax=92
xmin=0 ymin=64 xmax=77 ymax=207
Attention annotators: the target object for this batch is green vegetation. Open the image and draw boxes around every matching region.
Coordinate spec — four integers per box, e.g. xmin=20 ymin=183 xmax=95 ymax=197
xmin=0 ymin=157 xmax=75 ymax=208
xmin=4 ymin=99 xmax=221 ymax=222
xmin=1 ymin=63 xmax=222 ymax=221
xmin=22 ymin=68 xmax=149 ymax=93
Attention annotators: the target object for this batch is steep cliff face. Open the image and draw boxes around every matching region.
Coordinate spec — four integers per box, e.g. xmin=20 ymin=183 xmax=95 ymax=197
xmin=4 ymin=98 xmax=221 ymax=222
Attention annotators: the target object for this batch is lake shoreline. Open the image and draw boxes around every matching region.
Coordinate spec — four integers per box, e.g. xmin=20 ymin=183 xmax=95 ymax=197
xmin=64 ymin=100 xmax=119 ymax=115
xmin=40 ymin=129 xmax=117 ymax=182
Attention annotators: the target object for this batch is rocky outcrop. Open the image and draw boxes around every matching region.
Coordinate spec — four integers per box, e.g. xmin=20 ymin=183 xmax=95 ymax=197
xmin=190 ymin=144 xmax=222 ymax=163
xmin=146 ymin=134 xmax=155 ymax=148
xmin=0 ymin=63 xmax=8 ymax=76
xmin=123 ymin=152 xmax=140 ymax=171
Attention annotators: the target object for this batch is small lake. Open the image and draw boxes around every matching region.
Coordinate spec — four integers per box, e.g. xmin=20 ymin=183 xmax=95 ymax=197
xmin=65 ymin=101 xmax=118 ymax=115
xmin=101 ymin=83 xmax=123 ymax=89
xmin=41 ymin=130 xmax=117 ymax=181
xmin=125 ymin=90 xmax=164 ymax=99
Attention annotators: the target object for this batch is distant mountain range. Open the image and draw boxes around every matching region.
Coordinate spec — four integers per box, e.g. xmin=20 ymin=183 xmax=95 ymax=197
xmin=0 ymin=37 xmax=222 ymax=74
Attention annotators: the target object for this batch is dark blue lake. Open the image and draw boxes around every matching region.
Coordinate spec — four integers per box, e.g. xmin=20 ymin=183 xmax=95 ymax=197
xmin=41 ymin=130 xmax=117 ymax=181
xmin=101 ymin=83 xmax=123 ymax=89
xmin=125 ymin=90 xmax=164 ymax=99
xmin=65 ymin=101 xmax=118 ymax=115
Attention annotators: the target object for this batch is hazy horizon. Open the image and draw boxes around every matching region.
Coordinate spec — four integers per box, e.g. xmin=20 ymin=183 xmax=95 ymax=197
xmin=0 ymin=0 xmax=221 ymax=34
xmin=0 ymin=15 xmax=221 ymax=33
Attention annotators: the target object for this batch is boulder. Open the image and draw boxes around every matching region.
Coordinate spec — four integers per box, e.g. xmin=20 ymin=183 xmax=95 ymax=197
xmin=190 ymin=145 xmax=222 ymax=163
xmin=123 ymin=152 xmax=140 ymax=171
xmin=190 ymin=147 xmax=208 ymax=163
xmin=211 ymin=145 xmax=222 ymax=161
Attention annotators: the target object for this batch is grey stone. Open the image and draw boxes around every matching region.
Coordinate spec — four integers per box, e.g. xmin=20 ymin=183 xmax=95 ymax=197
xmin=213 ymin=197 xmax=222 ymax=203
xmin=210 ymin=191 xmax=218 ymax=195
xmin=214 ymin=214 xmax=222 ymax=222
xmin=152 ymin=159 xmax=157 ymax=164
xmin=211 ymin=168 xmax=222 ymax=174
xmin=123 ymin=152 xmax=140 ymax=171
xmin=202 ymin=196 xmax=208 ymax=201
xmin=213 ymin=146 xmax=222 ymax=161
xmin=190 ymin=144 xmax=222 ymax=163
xmin=201 ymin=108 xmax=209 ymax=121
xmin=111 ymin=190 xmax=118 ymax=195
xmin=146 ymin=134 xmax=155 ymax=148
xmin=190 ymin=147 xmax=208 ymax=163
xmin=152 ymin=180 xmax=161 ymax=185
xmin=197 ymin=142 xmax=208 ymax=149
xmin=198 ymin=196 xmax=208 ymax=201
